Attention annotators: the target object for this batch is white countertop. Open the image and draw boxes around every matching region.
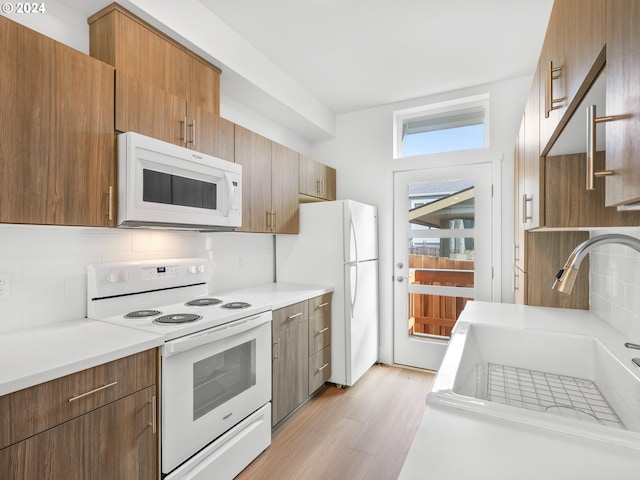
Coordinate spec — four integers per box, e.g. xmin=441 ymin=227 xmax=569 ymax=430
xmin=400 ymin=301 xmax=640 ymax=480
xmin=0 ymin=282 xmax=333 ymax=398
xmin=0 ymin=319 xmax=163 ymax=397
xmin=217 ymin=282 xmax=334 ymax=310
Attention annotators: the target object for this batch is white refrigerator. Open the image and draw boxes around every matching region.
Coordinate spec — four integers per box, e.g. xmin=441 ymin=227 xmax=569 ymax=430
xmin=276 ymin=200 xmax=379 ymax=387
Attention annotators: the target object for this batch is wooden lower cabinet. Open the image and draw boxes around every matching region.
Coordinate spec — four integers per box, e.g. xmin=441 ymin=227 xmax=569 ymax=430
xmin=0 ymin=349 xmax=158 ymax=480
xmin=0 ymin=386 xmax=157 ymax=480
xmin=272 ymin=294 xmax=332 ymax=427
xmin=272 ymin=301 xmax=308 ymax=426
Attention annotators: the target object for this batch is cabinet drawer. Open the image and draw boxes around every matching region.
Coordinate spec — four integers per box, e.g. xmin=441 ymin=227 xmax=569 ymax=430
xmin=308 ymin=307 xmax=331 ymax=354
xmin=272 ymin=301 xmax=308 ymax=333
xmin=308 ymin=294 xmax=331 ymax=353
xmin=309 ymin=345 xmax=331 ymax=395
xmin=0 ymin=348 xmax=157 ymax=449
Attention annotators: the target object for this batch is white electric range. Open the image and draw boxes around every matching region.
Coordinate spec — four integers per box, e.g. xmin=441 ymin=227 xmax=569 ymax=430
xmin=87 ymin=258 xmax=272 ymax=480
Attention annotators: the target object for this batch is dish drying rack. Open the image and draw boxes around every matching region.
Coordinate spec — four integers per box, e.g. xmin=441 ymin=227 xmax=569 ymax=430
xmin=486 ymin=363 xmax=626 ymax=430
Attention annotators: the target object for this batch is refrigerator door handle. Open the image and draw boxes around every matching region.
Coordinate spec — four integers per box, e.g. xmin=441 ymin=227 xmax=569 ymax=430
xmin=349 ymin=262 xmax=359 ymax=318
xmin=350 ymin=214 xmax=359 ymax=263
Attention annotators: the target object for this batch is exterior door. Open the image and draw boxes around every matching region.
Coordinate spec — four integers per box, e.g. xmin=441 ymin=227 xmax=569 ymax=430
xmin=393 ymin=163 xmax=493 ymax=370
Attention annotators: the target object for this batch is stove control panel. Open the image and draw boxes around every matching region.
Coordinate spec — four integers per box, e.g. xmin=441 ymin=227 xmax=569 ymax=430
xmin=88 ymin=258 xmax=210 ymax=298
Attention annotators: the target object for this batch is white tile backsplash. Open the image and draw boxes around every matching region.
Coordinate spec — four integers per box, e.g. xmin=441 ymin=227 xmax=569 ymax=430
xmin=0 ymin=225 xmax=274 ymax=333
xmin=590 ymin=228 xmax=640 ymax=343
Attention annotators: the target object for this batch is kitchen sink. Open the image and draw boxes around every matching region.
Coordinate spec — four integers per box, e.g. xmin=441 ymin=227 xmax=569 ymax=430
xmin=429 ymin=322 xmax=640 ymax=448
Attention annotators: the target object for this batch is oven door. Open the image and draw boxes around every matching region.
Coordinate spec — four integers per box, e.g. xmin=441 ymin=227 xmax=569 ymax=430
xmin=161 ymin=312 xmax=271 ymax=474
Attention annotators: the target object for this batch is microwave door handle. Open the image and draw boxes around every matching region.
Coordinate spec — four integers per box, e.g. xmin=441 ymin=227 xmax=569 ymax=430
xmin=224 ymin=172 xmax=233 ymax=216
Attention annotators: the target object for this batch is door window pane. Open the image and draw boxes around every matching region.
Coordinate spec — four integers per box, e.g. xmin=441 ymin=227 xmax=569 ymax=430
xmin=406 ymin=178 xmax=476 ymax=339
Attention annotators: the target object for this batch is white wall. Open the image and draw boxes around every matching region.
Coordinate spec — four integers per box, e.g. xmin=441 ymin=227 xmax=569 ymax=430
xmin=590 ymin=228 xmax=640 ymax=343
xmin=0 ymin=225 xmax=273 ymax=333
xmin=311 ymin=76 xmax=531 ymax=364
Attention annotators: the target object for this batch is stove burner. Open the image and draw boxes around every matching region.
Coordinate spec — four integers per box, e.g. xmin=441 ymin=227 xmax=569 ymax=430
xmin=124 ymin=309 xmax=162 ymax=318
xmin=185 ymin=298 xmax=222 ymax=307
xmin=153 ymin=313 xmax=203 ymax=325
xmin=221 ymin=302 xmax=251 ymax=309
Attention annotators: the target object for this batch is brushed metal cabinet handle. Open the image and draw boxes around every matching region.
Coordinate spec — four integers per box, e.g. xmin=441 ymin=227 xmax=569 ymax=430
xmin=68 ymin=381 xmax=118 ymax=402
xmin=315 ymin=362 xmax=329 ymax=374
xmin=586 ymin=104 xmax=615 ymax=190
xmin=315 ymin=327 xmax=329 ymax=336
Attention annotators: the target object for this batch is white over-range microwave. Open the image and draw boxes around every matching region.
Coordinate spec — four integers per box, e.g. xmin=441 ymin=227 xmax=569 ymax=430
xmin=117 ymin=132 xmax=242 ymax=230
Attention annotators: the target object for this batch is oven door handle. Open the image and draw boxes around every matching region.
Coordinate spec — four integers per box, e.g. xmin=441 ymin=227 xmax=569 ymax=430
xmin=163 ymin=312 xmax=272 ymax=357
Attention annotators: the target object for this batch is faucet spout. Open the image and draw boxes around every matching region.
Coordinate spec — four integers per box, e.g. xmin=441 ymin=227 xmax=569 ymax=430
xmin=552 ymin=234 xmax=640 ymax=294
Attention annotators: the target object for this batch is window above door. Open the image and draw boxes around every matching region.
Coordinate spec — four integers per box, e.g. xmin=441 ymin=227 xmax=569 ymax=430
xmin=393 ymin=93 xmax=490 ymax=158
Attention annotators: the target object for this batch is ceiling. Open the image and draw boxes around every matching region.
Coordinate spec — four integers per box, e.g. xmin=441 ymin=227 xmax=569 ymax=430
xmin=198 ymin=0 xmax=554 ymax=114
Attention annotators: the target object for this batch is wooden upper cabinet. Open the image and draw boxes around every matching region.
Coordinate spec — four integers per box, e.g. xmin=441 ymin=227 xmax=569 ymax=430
xmin=234 ymin=126 xmax=299 ymax=233
xmin=523 ymin=67 xmax=542 ymax=230
xmin=539 ymin=0 xmax=606 ymax=151
xmin=115 ymin=71 xmax=187 ymax=145
xmin=271 ymin=142 xmax=300 ymax=234
xmin=189 ymin=104 xmax=236 ymax=162
xmin=89 ymin=3 xmax=220 ymax=113
xmin=0 ymin=16 xmax=115 ymax=227
xmin=89 ymin=3 xmax=230 ymax=158
xmin=234 ymin=126 xmax=273 ymax=232
xmin=299 ymin=155 xmax=337 ymax=201
xmin=604 ymin=0 xmax=640 ymax=206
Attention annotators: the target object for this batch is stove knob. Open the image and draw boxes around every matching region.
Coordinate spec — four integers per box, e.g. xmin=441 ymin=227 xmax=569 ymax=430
xmin=197 ymin=265 xmax=205 ymax=273
xmin=188 ymin=265 xmax=198 ymax=274
xmin=106 ymin=271 xmax=119 ymax=283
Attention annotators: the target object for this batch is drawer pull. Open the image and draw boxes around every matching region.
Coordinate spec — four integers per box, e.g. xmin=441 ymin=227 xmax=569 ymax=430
xmin=287 ymin=312 xmax=303 ymax=320
xmin=315 ymin=362 xmax=329 ymax=374
xmin=150 ymin=395 xmax=157 ymax=434
xmin=315 ymin=302 xmax=329 ymax=310
xmin=68 ymin=381 xmax=118 ymax=402
xmin=315 ymin=327 xmax=329 ymax=335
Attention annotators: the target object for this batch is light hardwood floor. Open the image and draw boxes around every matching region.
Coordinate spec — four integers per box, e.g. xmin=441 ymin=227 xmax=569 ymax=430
xmin=237 ymin=365 xmax=435 ymax=480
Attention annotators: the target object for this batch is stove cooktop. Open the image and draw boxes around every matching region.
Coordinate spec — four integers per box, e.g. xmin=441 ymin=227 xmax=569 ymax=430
xmin=95 ymin=294 xmax=268 ymax=341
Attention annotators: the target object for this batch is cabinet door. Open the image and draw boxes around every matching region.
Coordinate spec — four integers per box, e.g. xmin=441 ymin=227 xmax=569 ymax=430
xmin=523 ymin=68 xmax=542 ymax=229
xmin=605 ymin=0 xmax=640 ymax=206
xmin=0 ymin=386 xmax=158 ymax=480
xmin=115 ymin=70 xmax=187 ymax=145
xmin=309 ymin=345 xmax=331 ymax=395
xmin=539 ymin=0 xmax=606 ymax=150
xmin=272 ymin=321 xmax=309 ymax=426
xmin=299 ymin=155 xmax=336 ymax=201
xmin=526 ymin=231 xmax=589 ymax=309
xmin=0 ymin=17 xmax=115 ymax=227
xmin=271 ymin=142 xmax=300 ymax=234
xmin=188 ymin=104 xmax=235 ymax=161
xmin=190 ymin=57 xmax=221 ymax=115
xmin=234 ymin=125 xmax=273 ymax=232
